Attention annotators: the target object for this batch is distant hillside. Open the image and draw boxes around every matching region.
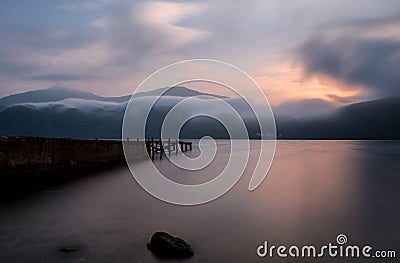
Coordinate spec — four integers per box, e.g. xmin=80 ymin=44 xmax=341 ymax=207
xmin=0 ymin=101 xmax=125 ymax=139
xmin=0 ymin=86 xmax=225 ymax=108
xmin=273 ymin=98 xmax=336 ymax=119
xmin=0 ymin=87 xmax=234 ymax=139
xmin=276 ymin=97 xmax=400 ymax=139
xmin=132 ymin=86 xmax=228 ymax=99
xmin=0 ymin=87 xmax=129 ymax=107
xmin=1 ymin=87 xmax=399 ymax=139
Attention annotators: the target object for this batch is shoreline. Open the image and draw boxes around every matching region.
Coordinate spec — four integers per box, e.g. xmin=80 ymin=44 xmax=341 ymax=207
xmin=0 ymin=136 xmax=127 ymax=176
xmin=0 ymin=136 xmax=132 ymax=202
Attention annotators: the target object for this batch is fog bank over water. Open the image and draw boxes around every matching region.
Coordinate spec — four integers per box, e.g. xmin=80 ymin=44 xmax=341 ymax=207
xmin=1 ymin=87 xmax=400 ymax=139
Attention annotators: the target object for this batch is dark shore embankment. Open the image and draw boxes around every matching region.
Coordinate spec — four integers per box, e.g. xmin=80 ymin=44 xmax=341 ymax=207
xmin=0 ymin=136 xmax=126 ymax=174
xmin=0 ymin=136 xmax=138 ymax=201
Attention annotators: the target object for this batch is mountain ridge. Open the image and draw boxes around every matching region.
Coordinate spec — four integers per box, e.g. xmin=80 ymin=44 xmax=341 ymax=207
xmin=0 ymin=86 xmax=227 ymax=107
xmin=1 ymin=87 xmax=399 ymax=139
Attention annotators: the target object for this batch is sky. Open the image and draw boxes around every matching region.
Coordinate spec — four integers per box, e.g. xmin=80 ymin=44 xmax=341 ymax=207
xmin=1 ymin=0 xmax=399 ymax=106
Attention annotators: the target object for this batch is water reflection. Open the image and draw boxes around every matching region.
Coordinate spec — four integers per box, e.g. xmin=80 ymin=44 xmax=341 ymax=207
xmin=0 ymin=141 xmax=399 ymax=262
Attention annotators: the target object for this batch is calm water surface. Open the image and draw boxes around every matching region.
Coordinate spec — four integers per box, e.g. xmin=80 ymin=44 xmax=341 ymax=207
xmin=0 ymin=141 xmax=399 ymax=262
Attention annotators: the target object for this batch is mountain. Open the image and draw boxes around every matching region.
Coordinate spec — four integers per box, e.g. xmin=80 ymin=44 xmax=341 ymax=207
xmin=0 ymin=86 xmax=226 ymax=108
xmin=0 ymin=87 xmax=129 ymax=107
xmin=0 ymin=87 xmax=399 ymax=139
xmin=132 ymin=86 xmax=228 ymax=99
xmin=0 ymin=87 xmax=234 ymax=139
xmin=273 ymin=98 xmax=337 ymax=119
xmin=276 ymin=97 xmax=400 ymax=139
xmin=0 ymin=101 xmax=125 ymax=139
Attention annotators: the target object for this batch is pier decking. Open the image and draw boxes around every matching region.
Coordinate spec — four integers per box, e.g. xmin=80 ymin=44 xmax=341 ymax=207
xmin=144 ymin=138 xmax=192 ymax=160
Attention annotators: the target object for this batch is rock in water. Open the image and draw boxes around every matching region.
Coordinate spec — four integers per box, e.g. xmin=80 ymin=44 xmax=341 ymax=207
xmin=59 ymin=246 xmax=79 ymax=253
xmin=147 ymin=232 xmax=194 ymax=259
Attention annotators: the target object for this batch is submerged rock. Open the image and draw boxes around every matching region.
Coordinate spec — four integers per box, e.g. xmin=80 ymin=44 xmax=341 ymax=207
xmin=59 ymin=246 xmax=79 ymax=253
xmin=147 ymin=232 xmax=194 ymax=259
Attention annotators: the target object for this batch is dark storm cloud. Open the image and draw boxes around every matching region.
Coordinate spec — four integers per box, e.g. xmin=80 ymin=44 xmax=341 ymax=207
xmin=299 ymin=35 xmax=400 ymax=97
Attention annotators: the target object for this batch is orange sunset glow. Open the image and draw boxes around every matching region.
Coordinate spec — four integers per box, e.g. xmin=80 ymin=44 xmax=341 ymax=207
xmin=255 ymin=63 xmax=362 ymax=106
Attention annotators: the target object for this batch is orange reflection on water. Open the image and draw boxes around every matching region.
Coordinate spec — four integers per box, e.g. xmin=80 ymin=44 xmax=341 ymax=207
xmin=242 ymin=141 xmax=363 ymax=243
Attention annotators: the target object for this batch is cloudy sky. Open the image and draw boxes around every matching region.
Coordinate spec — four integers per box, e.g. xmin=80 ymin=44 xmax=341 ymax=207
xmin=1 ymin=0 xmax=399 ymax=105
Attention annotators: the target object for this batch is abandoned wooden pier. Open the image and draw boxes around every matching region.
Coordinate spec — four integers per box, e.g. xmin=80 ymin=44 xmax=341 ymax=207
xmin=144 ymin=138 xmax=192 ymax=160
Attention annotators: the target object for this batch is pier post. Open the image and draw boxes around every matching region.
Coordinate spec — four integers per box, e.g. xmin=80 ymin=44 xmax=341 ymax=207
xmin=151 ymin=138 xmax=154 ymax=161
xmin=160 ymin=139 xmax=164 ymax=159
